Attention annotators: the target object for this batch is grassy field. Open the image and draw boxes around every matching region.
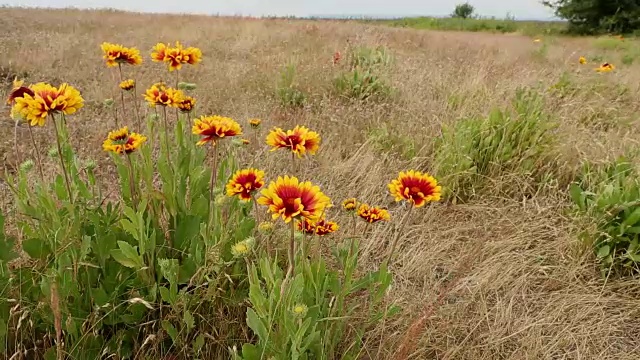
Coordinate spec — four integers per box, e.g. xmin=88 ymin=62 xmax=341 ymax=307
xmin=366 ymin=16 xmax=568 ymax=36
xmin=2 ymin=7 xmax=640 ymax=360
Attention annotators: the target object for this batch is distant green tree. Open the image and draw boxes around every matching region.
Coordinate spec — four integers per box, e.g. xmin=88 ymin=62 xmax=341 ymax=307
xmin=452 ymin=3 xmax=475 ymax=19
xmin=543 ymin=0 xmax=640 ymax=34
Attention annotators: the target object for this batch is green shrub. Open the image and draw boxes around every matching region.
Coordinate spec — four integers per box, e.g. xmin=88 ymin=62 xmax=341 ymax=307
xmin=434 ymin=88 xmax=558 ymax=202
xmin=570 ymin=155 xmax=640 ymax=275
xmin=333 ymin=46 xmax=393 ymax=101
xmin=276 ymin=63 xmax=307 ymax=108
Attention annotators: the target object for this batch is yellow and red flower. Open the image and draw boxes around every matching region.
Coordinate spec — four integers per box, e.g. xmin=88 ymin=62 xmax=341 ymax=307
xmin=182 ymin=46 xmax=203 ymax=65
xmin=579 ymin=56 xmax=587 ymax=65
xmin=297 ymin=219 xmax=316 ymax=234
xmin=258 ymin=176 xmax=331 ymax=223
xmin=151 ymin=41 xmax=202 ymax=71
xmin=241 ymin=139 xmax=251 ymax=145
xmin=151 ymin=43 xmax=169 ymax=62
xmin=595 ymin=62 xmax=615 ymax=72
xmin=143 ymin=83 xmax=183 ymax=107
xmin=297 ymin=218 xmax=339 ymax=235
xmin=313 ymin=219 xmax=339 ymax=236
xmin=388 ymin=170 xmax=441 ymax=208
xmin=342 ymin=198 xmax=357 ymax=211
xmin=102 ymin=126 xmax=147 ymax=154
xmin=226 ymin=168 xmax=265 ymax=201
xmin=249 ymin=118 xmax=262 ymax=128
xmin=192 ymin=115 xmax=242 ymax=146
xmin=266 ymin=125 xmax=321 ymax=157
xmin=177 ymin=96 xmax=196 ymax=113
xmin=6 ymin=78 xmax=35 ymax=120
xmin=101 ymin=42 xmax=142 ymax=67
xmin=357 ymin=204 xmax=390 ymax=223
xmin=119 ymin=79 xmax=136 ymax=91
xmin=13 ymin=82 xmax=84 ymax=126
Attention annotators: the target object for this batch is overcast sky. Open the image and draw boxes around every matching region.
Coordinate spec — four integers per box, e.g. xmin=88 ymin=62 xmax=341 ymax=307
xmin=2 ymin=0 xmax=555 ymax=20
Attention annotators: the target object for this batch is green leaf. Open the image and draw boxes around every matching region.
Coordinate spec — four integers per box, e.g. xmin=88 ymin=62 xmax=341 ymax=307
xmin=110 ymin=250 xmax=139 ymax=268
xmin=162 ymin=320 xmax=179 ymax=345
xmin=159 ymin=286 xmax=173 ymax=305
xmin=44 ymin=347 xmax=57 ymax=360
xmin=22 ymin=238 xmax=51 ymax=260
xmin=622 ymin=207 xmax=640 ymax=229
xmin=569 ymin=183 xmax=586 ymax=210
xmin=116 ymin=241 xmax=143 ymax=268
xmin=184 ymin=310 xmax=195 ymax=330
xmin=241 ymin=343 xmax=261 ymax=360
xmin=0 ymin=213 xmax=17 ymax=263
xmin=246 ymin=308 xmax=269 ymax=341
xmin=192 ymin=334 xmax=205 ymax=353
xmin=597 ymin=245 xmax=611 ymax=258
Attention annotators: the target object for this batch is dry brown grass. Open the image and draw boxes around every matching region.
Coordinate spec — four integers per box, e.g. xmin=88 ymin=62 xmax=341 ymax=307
xmin=2 ymin=7 xmax=640 ymax=359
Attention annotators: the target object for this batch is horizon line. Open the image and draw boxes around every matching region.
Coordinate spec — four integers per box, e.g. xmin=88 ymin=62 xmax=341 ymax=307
xmin=0 ymin=4 xmax=561 ymax=22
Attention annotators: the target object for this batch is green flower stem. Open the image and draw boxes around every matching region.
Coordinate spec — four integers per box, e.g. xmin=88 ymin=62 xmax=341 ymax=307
xmin=131 ymin=85 xmax=141 ymax=131
xmin=125 ymin=153 xmax=138 ymax=212
xmin=27 ymin=125 xmax=45 ymax=182
xmin=51 ymin=114 xmax=73 ymax=204
xmin=118 ymin=64 xmax=127 ymax=123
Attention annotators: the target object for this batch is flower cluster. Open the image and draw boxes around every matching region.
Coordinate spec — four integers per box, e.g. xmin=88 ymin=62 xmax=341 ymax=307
xmin=152 ymin=41 xmax=202 ymax=71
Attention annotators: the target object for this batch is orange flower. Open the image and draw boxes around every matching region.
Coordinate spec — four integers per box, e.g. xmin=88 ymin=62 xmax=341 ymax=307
xmin=177 ymin=96 xmax=196 ymax=113
xmin=13 ymin=82 xmax=84 ymax=126
xmin=388 ymin=170 xmax=441 ymax=208
xmin=143 ymin=83 xmax=183 ymax=107
xmin=225 ymin=168 xmax=265 ymax=201
xmin=192 ymin=115 xmax=242 ymax=146
xmin=101 ymin=42 xmax=142 ymax=67
xmin=342 ymin=198 xmax=357 ymax=211
xmin=357 ymin=204 xmax=390 ymax=223
xmin=266 ymin=125 xmax=321 ymax=157
xmin=102 ymin=126 xmax=147 ymax=154
xmin=258 ymin=176 xmax=331 ymax=223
